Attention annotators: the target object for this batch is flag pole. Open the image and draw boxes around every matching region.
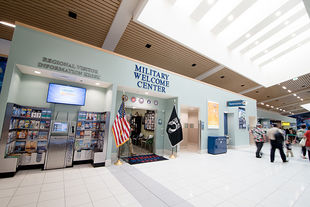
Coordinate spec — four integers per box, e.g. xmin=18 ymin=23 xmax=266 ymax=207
xmin=169 ymin=99 xmax=177 ymax=159
xmin=114 ymin=94 xmax=127 ymax=166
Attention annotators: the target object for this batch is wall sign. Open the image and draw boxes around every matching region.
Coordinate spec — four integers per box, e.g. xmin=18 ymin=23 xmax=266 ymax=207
xmin=227 ymin=100 xmax=246 ymax=107
xmin=208 ymin=101 xmax=219 ymax=129
xmin=37 ymin=57 xmax=101 ymax=79
xmin=134 ymin=64 xmax=170 ymax=93
xmin=238 ymin=107 xmax=246 ymax=129
xmin=0 ymin=56 xmax=8 ymax=94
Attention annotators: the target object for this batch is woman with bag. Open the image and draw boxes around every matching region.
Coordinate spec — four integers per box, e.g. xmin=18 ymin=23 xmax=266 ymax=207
xmin=304 ymin=126 xmax=310 ymax=161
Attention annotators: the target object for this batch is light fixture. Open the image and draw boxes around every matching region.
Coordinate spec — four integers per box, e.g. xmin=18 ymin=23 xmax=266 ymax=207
xmin=245 ymin=33 xmax=251 ymax=38
xmin=275 ymin=11 xmax=282 ymax=17
xmin=227 ymin=15 xmax=234 ymax=21
xmin=0 ymin=21 xmax=16 ymax=28
xmin=292 ymin=77 xmax=298 ymax=81
xmin=266 ymin=104 xmax=270 ymax=107
xmin=282 ymin=86 xmax=286 ymax=89
xmin=208 ymin=0 xmax=215 ymax=5
xmin=293 ymin=94 xmax=297 ymax=96
xmin=34 ymin=71 xmax=41 ymax=74
xmin=276 ymin=107 xmax=279 ymax=109
xmin=297 ymin=96 xmax=300 ymax=99
xmin=283 ymin=110 xmax=286 ymax=112
xmin=287 ymin=90 xmax=291 ymax=93
xmin=301 ymin=99 xmax=303 ymax=101
xmin=95 ymin=83 xmax=100 ymax=86
xmin=292 ymin=113 xmax=294 ymax=115
xmin=261 ymin=103 xmax=264 ymax=105
xmin=279 ymin=109 xmax=282 ymax=111
xmin=271 ymin=106 xmax=274 ymax=108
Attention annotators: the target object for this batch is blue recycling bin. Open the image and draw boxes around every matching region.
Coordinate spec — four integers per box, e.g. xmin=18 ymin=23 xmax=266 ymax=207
xmin=208 ymin=136 xmax=227 ymax=154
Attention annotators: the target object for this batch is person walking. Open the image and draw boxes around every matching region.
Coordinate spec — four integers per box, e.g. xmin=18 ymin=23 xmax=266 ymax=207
xmin=297 ymin=125 xmax=307 ymax=159
xmin=267 ymin=124 xmax=288 ymax=163
xmin=304 ymin=126 xmax=310 ymax=161
xmin=251 ymin=124 xmax=265 ymax=158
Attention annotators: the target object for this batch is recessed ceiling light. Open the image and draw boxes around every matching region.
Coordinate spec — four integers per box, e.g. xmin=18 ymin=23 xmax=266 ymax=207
xmin=34 ymin=71 xmax=41 ymax=74
xmin=145 ymin=43 xmax=152 ymax=48
xmin=283 ymin=110 xmax=286 ymax=112
xmin=0 ymin=21 xmax=16 ymax=28
xmin=275 ymin=11 xmax=282 ymax=17
xmin=95 ymin=83 xmax=100 ymax=85
xmin=261 ymin=103 xmax=264 ymax=105
xmin=228 ymin=15 xmax=234 ymax=21
xmin=192 ymin=63 xmax=196 ymax=67
xmin=292 ymin=77 xmax=298 ymax=81
xmin=208 ymin=0 xmax=215 ymax=5
xmin=284 ymin=21 xmax=290 ymax=25
xmin=293 ymin=94 xmax=297 ymax=96
xmin=282 ymin=86 xmax=286 ymax=89
xmin=266 ymin=104 xmax=270 ymax=107
xmin=301 ymin=99 xmax=303 ymax=101
xmin=68 ymin=11 xmax=77 ymax=19
xmin=279 ymin=109 xmax=282 ymax=111
xmin=271 ymin=106 xmax=274 ymax=108
xmin=245 ymin=33 xmax=251 ymax=38
xmin=276 ymin=107 xmax=279 ymax=109
xmin=297 ymin=96 xmax=300 ymax=99
xmin=287 ymin=90 xmax=291 ymax=93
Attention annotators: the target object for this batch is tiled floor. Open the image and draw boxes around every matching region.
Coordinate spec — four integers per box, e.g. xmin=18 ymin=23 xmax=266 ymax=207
xmin=1 ymin=144 xmax=310 ymax=207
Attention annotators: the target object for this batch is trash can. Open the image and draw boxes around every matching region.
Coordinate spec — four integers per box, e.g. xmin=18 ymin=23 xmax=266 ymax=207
xmin=208 ymin=136 xmax=227 ymax=154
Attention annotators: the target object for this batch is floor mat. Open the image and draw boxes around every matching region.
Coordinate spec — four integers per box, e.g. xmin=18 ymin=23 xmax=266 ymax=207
xmin=123 ymin=154 xmax=168 ymax=165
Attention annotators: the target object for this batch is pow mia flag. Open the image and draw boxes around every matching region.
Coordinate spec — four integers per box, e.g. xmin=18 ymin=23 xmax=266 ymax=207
xmin=166 ymin=106 xmax=183 ymax=146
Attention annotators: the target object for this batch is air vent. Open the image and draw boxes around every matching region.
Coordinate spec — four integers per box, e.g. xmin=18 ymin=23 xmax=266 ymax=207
xmin=220 ymin=75 xmax=225 ymax=79
xmin=145 ymin=44 xmax=151 ymax=48
xmin=192 ymin=63 xmax=196 ymax=67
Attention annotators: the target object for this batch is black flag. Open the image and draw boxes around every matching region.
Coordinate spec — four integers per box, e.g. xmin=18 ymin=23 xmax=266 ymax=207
xmin=166 ymin=106 xmax=183 ymax=146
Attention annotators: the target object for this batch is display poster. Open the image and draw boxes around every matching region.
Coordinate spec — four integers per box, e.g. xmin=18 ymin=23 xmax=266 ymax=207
xmin=0 ymin=56 xmax=8 ymax=94
xmin=238 ymin=107 xmax=246 ymax=129
xmin=208 ymin=101 xmax=219 ymax=129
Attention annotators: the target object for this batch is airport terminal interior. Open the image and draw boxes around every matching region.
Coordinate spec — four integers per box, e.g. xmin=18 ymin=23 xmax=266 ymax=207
xmin=0 ymin=0 xmax=310 ymax=207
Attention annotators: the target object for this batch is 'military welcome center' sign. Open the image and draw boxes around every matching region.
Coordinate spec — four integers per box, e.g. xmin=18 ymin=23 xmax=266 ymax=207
xmin=134 ymin=64 xmax=170 ymax=93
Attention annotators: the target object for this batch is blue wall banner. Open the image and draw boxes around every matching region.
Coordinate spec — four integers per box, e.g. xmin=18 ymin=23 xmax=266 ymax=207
xmin=227 ymin=100 xmax=246 ymax=107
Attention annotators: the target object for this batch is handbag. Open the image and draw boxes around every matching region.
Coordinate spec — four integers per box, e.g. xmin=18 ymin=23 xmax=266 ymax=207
xmin=299 ymin=138 xmax=306 ymax=147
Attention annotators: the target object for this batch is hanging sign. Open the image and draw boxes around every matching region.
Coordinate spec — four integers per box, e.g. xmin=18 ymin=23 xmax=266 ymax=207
xmin=134 ymin=64 xmax=170 ymax=93
xmin=227 ymin=100 xmax=246 ymax=107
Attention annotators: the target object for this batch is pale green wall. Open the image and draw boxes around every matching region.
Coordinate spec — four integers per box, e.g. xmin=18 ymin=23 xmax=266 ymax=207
xmin=0 ymin=25 xmax=258 ymax=164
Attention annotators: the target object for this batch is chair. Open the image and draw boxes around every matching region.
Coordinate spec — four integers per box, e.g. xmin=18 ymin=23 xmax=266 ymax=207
xmin=141 ymin=135 xmax=154 ymax=148
xmin=146 ymin=138 xmax=154 ymax=152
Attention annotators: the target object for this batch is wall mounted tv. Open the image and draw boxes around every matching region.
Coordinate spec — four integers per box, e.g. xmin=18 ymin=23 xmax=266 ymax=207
xmin=47 ymin=83 xmax=86 ymax=106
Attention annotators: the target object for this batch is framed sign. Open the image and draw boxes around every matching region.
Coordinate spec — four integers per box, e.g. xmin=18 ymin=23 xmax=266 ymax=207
xmin=238 ymin=107 xmax=246 ymax=129
xmin=208 ymin=101 xmax=219 ymax=129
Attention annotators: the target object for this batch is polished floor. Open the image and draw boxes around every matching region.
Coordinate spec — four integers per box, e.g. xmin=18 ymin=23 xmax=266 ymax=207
xmin=0 ymin=144 xmax=310 ymax=207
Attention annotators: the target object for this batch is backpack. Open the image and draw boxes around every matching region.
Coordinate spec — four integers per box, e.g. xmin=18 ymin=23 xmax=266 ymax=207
xmin=274 ymin=132 xmax=284 ymax=144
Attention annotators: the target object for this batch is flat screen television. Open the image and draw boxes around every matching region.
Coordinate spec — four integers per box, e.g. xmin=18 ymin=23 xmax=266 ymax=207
xmin=47 ymin=83 xmax=86 ymax=106
xmin=52 ymin=122 xmax=68 ymax=133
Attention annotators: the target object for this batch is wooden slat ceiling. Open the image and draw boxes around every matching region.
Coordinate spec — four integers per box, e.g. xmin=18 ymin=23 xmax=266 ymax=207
xmin=202 ymin=68 xmax=260 ymax=93
xmin=0 ymin=1 xmax=309 ymax=116
xmin=0 ymin=0 xmax=121 ymax=47
xmin=115 ymin=21 xmax=219 ymax=79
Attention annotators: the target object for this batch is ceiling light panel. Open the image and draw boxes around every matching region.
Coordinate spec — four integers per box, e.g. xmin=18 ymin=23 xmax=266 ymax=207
xmin=240 ymin=8 xmax=306 ymax=54
xmin=211 ymin=0 xmax=257 ymax=35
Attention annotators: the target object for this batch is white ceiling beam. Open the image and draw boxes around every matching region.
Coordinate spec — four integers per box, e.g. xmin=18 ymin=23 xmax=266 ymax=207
xmin=195 ymin=65 xmax=225 ymax=81
xmin=191 ymin=0 xmax=218 ymax=22
xmin=304 ymin=0 xmax=310 ymax=18
xmin=102 ymin=0 xmax=140 ymax=51
xmin=258 ymin=88 xmax=310 ymax=103
xmin=240 ymin=85 xmax=263 ymax=95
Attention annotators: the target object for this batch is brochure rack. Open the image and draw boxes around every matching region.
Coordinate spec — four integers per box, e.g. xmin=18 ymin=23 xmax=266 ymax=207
xmin=2 ymin=103 xmax=52 ymax=166
xmin=74 ymin=111 xmax=110 ymax=163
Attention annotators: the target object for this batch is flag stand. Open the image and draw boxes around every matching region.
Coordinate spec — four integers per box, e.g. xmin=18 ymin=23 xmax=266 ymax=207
xmin=169 ymin=146 xmax=176 ymax=159
xmin=114 ymin=147 xmax=123 ymax=165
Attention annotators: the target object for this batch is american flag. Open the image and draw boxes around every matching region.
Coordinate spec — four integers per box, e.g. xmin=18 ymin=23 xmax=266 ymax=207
xmin=112 ymin=101 xmax=130 ymax=147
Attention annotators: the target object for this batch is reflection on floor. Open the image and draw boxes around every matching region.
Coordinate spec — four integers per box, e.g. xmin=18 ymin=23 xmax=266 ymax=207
xmin=180 ymin=143 xmax=199 ymax=153
xmin=1 ymin=144 xmax=310 ymax=207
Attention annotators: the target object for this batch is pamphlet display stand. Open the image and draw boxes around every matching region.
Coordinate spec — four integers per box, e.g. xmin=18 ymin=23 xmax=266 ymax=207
xmin=74 ymin=111 xmax=110 ymax=166
xmin=1 ymin=103 xmax=52 ymax=166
